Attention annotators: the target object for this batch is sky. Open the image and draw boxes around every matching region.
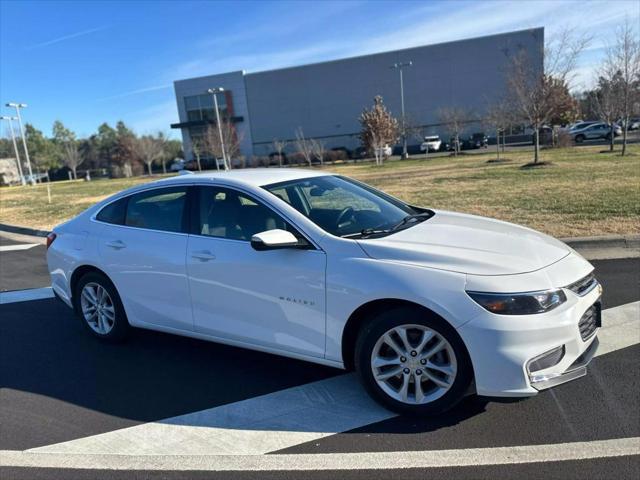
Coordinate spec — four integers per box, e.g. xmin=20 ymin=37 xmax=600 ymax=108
xmin=1 ymin=0 xmax=638 ymax=139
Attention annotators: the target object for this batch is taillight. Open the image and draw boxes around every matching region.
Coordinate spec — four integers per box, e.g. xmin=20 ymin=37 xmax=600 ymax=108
xmin=46 ymin=232 xmax=57 ymax=249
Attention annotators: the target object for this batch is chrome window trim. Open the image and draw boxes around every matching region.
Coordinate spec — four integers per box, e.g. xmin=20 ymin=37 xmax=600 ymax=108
xmin=91 ymin=184 xmax=192 ymax=236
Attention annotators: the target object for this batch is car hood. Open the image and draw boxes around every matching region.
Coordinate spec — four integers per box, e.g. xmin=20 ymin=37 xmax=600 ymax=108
xmin=356 ymin=210 xmax=571 ymax=275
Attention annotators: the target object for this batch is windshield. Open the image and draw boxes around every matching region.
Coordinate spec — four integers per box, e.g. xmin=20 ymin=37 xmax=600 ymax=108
xmin=264 ymin=175 xmax=431 ymax=238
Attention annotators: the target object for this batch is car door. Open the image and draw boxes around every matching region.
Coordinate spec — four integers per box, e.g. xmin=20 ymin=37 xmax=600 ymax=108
xmin=186 ymin=185 xmax=327 ymax=358
xmin=587 ymin=125 xmax=602 ymax=139
xmin=97 ymin=185 xmax=193 ymax=331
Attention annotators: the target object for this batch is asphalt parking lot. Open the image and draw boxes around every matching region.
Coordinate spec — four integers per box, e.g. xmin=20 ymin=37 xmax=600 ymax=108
xmin=0 ymin=234 xmax=638 ymax=479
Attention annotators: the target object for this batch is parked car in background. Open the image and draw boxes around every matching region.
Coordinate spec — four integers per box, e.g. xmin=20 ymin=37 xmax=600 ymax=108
xmin=352 ymin=146 xmax=368 ymax=159
xmin=47 ymin=169 xmax=602 ymax=416
xmin=566 ymin=121 xmax=599 ymax=131
xmin=170 ymin=159 xmax=186 ymax=171
xmin=330 ymin=147 xmax=352 ymax=160
xmin=617 ymin=117 xmax=640 ymax=131
xmin=393 ymin=144 xmax=423 ymax=156
xmin=464 ymin=133 xmax=489 ymax=149
xmin=446 ymin=137 xmax=462 ymax=152
xmin=420 ymin=135 xmax=442 ymax=152
xmin=375 ymin=144 xmax=392 ymax=158
xmin=571 ymin=122 xmax=621 ymax=143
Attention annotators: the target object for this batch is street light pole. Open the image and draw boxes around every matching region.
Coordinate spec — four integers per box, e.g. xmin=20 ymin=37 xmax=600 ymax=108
xmin=391 ymin=61 xmax=412 ymax=159
xmin=207 ymin=88 xmax=228 ymax=171
xmin=6 ymin=103 xmax=34 ymax=182
xmin=1 ymin=116 xmax=25 ymax=185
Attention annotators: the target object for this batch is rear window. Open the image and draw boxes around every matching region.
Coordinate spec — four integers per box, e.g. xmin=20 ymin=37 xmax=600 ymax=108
xmin=125 ymin=187 xmax=187 ymax=233
xmin=96 ymin=198 xmax=127 ymax=225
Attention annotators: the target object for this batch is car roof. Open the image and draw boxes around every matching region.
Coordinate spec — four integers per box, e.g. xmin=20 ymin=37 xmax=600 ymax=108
xmin=160 ymin=168 xmax=331 ymax=188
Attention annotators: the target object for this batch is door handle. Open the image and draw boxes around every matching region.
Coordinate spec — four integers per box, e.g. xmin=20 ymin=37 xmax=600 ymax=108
xmin=106 ymin=240 xmax=126 ymax=250
xmin=191 ymin=250 xmax=216 ymax=261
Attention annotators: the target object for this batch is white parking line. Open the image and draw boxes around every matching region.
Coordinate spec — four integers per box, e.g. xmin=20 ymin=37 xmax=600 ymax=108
xmin=3 ymin=437 xmax=640 ymax=471
xmin=0 ymin=287 xmax=54 ymax=304
xmin=594 ymin=301 xmax=640 ymax=356
xmin=27 ymin=301 xmax=640 ymax=458
xmin=0 ymin=243 xmax=39 ymax=252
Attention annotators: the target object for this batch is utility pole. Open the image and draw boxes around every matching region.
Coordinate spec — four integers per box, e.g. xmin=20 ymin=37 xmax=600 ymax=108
xmin=207 ymin=88 xmax=228 ymax=171
xmin=6 ymin=103 xmax=34 ymax=182
xmin=391 ymin=61 xmax=412 ymax=159
xmin=1 ymin=116 xmax=26 ymax=185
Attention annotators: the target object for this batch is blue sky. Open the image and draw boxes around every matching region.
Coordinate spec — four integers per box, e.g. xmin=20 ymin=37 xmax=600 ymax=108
xmin=1 ymin=0 xmax=638 ymax=139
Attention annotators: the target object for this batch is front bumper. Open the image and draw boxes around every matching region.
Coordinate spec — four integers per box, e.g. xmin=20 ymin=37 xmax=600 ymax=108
xmin=457 ymin=272 xmax=602 ymax=398
xmin=529 ymin=336 xmax=598 ymax=390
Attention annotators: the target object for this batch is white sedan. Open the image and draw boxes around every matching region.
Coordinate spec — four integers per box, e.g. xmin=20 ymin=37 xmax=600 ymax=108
xmin=46 ymin=169 xmax=601 ymax=415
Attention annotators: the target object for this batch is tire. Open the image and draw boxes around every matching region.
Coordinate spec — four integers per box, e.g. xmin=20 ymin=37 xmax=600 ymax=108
xmin=73 ymin=271 xmax=129 ymax=342
xmin=575 ymin=135 xmax=585 ymax=143
xmin=355 ymin=305 xmax=472 ymax=416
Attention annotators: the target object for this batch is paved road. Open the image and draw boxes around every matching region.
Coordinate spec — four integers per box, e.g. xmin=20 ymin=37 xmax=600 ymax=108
xmin=0 ymin=244 xmax=638 ymax=479
xmin=0 ymin=237 xmax=48 ymax=292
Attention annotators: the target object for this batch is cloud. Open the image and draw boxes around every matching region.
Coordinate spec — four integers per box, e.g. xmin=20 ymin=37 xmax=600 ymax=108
xmin=26 ymin=26 xmax=109 ymax=50
xmin=127 ymin=100 xmax=180 ymax=137
xmin=96 ymin=84 xmax=172 ymax=102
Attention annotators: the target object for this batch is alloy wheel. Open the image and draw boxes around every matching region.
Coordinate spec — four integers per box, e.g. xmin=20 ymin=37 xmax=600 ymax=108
xmin=370 ymin=324 xmax=457 ymax=405
xmin=80 ymin=282 xmax=116 ymax=335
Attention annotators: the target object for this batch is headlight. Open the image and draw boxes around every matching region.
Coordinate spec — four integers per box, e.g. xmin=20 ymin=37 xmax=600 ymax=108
xmin=466 ymin=289 xmax=567 ymax=315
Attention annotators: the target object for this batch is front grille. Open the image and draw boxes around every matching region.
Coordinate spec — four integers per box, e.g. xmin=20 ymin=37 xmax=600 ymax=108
xmin=566 ymin=273 xmax=598 ymax=296
xmin=578 ymin=302 xmax=600 ymax=341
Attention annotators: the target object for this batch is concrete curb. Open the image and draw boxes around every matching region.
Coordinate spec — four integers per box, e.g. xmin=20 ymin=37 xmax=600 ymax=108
xmin=561 ymin=234 xmax=640 ymax=251
xmin=0 ymin=223 xmax=50 ymax=238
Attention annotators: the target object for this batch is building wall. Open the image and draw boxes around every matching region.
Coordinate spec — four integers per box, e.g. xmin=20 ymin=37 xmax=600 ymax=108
xmin=173 ymin=70 xmax=254 ymax=163
xmin=173 ymin=28 xmax=543 ymax=159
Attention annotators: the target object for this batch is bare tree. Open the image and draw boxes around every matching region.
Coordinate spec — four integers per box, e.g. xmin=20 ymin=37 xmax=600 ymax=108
xmin=507 ymin=28 xmax=590 ymax=164
xmin=437 ymin=107 xmax=469 ymax=156
xmin=484 ymin=100 xmax=513 ymax=161
xmin=589 ymin=76 xmax=624 ymax=151
xmin=61 ymin=141 xmax=84 ymax=179
xmin=202 ymin=122 xmax=243 ymax=170
xmin=294 ymin=127 xmax=313 ymax=166
xmin=191 ymin=138 xmax=203 ymax=171
xmin=359 ymin=95 xmax=399 ymax=166
xmin=601 ymin=18 xmax=640 ymax=156
xmin=310 ymin=138 xmax=326 ymax=166
xmin=272 ymin=138 xmax=287 ymax=167
xmin=136 ymin=135 xmax=165 ymax=176
xmin=154 ymin=132 xmax=169 ymax=173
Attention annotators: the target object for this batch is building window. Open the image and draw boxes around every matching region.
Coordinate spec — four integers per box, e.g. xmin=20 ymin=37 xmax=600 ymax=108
xmin=184 ymin=93 xmax=228 ymax=122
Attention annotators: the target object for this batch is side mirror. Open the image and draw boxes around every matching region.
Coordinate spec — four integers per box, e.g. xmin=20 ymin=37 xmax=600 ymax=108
xmin=251 ymin=229 xmax=300 ymax=251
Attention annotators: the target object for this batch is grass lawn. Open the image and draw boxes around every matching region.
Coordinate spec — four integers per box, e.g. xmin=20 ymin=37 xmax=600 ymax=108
xmin=1 ymin=145 xmax=638 ymax=237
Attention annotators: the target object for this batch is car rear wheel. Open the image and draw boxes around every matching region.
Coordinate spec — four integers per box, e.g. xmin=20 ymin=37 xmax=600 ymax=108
xmin=355 ymin=306 xmax=472 ymax=415
xmin=74 ymin=272 xmax=129 ymax=341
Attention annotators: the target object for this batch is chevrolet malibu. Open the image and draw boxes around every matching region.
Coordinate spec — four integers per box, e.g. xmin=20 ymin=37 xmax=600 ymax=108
xmin=47 ymin=169 xmax=601 ymax=415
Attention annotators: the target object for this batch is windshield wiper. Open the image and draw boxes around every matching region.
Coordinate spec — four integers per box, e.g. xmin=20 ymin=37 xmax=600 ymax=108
xmin=390 ymin=212 xmax=433 ymax=232
xmin=341 ymin=227 xmax=390 ymax=239
xmin=341 ymin=211 xmax=434 ymax=239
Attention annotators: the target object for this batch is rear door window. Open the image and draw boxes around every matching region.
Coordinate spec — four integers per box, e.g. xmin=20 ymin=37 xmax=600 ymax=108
xmin=125 ymin=187 xmax=188 ymax=233
xmin=96 ymin=197 xmax=127 ymax=225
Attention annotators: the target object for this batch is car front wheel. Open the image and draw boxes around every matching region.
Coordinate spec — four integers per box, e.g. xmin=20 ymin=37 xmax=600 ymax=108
xmin=74 ymin=272 xmax=129 ymax=341
xmin=575 ymin=134 xmax=585 ymax=143
xmin=355 ymin=306 xmax=472 ymax=415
